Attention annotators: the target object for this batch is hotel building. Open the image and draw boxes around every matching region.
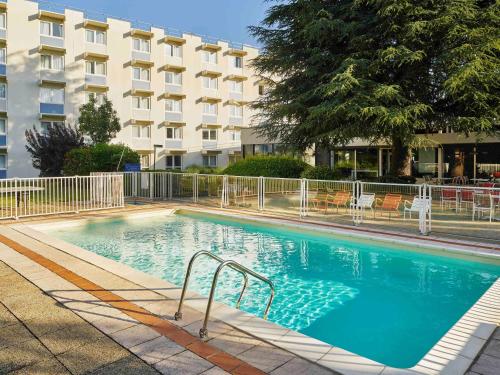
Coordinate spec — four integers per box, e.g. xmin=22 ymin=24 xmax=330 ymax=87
xmin=0 ymin=0 xmax=262 ymax=177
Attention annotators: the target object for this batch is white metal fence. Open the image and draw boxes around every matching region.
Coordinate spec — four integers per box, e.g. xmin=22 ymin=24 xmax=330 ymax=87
xmin=0 ymin=175 xmax=124 ymax=220
xmin=92 ymin=172 xmax=500 ymax=239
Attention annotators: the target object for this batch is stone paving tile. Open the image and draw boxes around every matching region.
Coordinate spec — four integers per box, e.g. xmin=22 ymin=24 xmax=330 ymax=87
xmin=237 ymin=345 xmax=295 ymax=373
xmin=0 ymin=303 xmax=17 ymax=328
xmin=38 ymin=321 xmax=106 ymax=355
xmin=8 ymin=357 xmax=71 ymax=375
xmin=0 ymin=322 xmax=34 ymax=350
xmin=130 ymin=336 xmax=184 ymax=365
xmin=90 ymin=314 xmax=138 ymax=335
xmin=0 ymin=338 xmax=53 ymax=373
xmin=201 ymin=367 xmax=231 ymax=375
xmin=154 ymin=350 xmax=214 ymax=375
xmin=88 ymin=355 xmax=160 ymax=375
xmin=207 ymin=329 xmax=269 ymax=357
xmin=270 ymin=357 xmax=336 ymax=375
xmin=109 ymin=322 xmax=161 ymax=349
xmin=56 ymin=336 xmax=130 ymax=375
xmin=483 ymin=338 xmax=500 ymax=359
xmin=470 ymin=353 xmax=500 ymax=375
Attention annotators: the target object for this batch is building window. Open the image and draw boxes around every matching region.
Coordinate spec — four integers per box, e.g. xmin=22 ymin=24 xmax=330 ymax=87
xmin=231 ymin=130 xmax=241 ymax=141
xmin=40 ymin=21 xmax=63 ymax=38
xmin=166 ymin=127 xmax=182 ymax=140
xmin=231 ymin=56 xmax=243 ymax=69
xmin=229 ymin=80 xmax=243 ymax=93
xmin=40 ymin=87 xmax=64 ymax=104
xmin=85 ymin=60 xmax=106 ymax=76
xmin=132 ymin=125 xmax=150 ymax=138
xmin=202 ymin=76 xmax=218 ymax=90
xmin=165 ymin=71 xmax=182 ymax=85
xmin=132 ymin=96 xmax=150 ymax=110
xmin=202 ymin=155 xmax=217 ymax=168
xmin=132 ymin=67 xmax=150 ymax=81
xmin=202 ymin=129 xmax=217 ymax=141
xmin=201 ymin=51 xmax=217 ymax=64
xmin=0 ymin=83 xmax=6 ymax=99
xmin=41 ymin=54 xmax=64 ymax=71
xmin=165 ymin=44 xmax=181 ymax=58
xmin=229 ymin=105 xmax=243 ymax=118
xmin=0 ymin=154 xmax=6 ymax=170
xmin=133 ymin=38 xmax=150 ymax=53
xmin=86 ymin=92 xmax=106 ymax=106
xmin=202 ymin=102 xmax=217 ymax=115
xmin=85 ymin=29 xmax=106 ymax=45
xmin=0 ymin=13 xmax=6 ymax=29
xmin=258 ymin=85 xmax=266 ymax=95
xmin=0 ymin=118 xmax=6 ymax=135
xmin=166 ymin=155 xmax=182 ymax=169
xmin=140 ymin=154 xmax=150 ymax=169
xmin=40 ymin=120 xmax=63 ymax=135
xmin=0 ymin=48 xmax=5 ymax=64
xmin=165 ymin=99 xmax=182 ymax=113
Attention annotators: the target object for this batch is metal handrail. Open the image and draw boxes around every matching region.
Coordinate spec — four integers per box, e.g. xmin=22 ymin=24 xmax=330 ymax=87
xmin=174 ymin=250 xmax=275 ymax=338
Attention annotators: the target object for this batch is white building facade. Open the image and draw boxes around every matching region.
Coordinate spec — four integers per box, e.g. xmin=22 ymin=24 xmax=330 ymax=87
xmin=1 ymin=0 xmax=262 ymax=177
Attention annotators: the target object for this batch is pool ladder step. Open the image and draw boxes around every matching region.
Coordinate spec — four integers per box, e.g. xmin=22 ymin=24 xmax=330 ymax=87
xmin=174 ymin=250 xmax=275 ymax=338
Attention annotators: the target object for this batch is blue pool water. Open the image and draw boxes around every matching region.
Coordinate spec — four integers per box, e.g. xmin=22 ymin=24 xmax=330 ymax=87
xmin=46 ymin=211 xmax=500 ymax=368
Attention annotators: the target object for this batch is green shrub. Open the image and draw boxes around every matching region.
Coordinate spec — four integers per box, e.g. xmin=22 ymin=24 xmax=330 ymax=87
xmin=223 ymin=156 xmax=309 ymax=178
xmin=370 ymin=175 xmax=417 ymax=184
xmin=301 ymin=165 xmax=342 ymax=180
xmin=63 ymin=143 xmax=140 ymax=176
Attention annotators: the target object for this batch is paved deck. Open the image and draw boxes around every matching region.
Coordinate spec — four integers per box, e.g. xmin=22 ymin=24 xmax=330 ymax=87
xmin=0 ymin=261 xmax=159 ymax=375
xmin=0 ymin=225 xmax=335 ymax=375
xmin=467 ymin=328 xmax=500 ymax=375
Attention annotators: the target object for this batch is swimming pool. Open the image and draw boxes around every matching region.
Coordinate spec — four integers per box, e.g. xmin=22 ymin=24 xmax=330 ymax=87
xmin=45 ymin=211 xmax=500 ymax=368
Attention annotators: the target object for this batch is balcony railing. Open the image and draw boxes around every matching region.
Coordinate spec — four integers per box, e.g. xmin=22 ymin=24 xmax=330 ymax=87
xmin=40 ymin=103 xmax=64 ymax=115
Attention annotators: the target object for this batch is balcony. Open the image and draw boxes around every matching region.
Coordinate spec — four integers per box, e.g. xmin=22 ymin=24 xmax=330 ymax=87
xmin=40 ymin=36 xmax=65 ymax=50
xmin=131 ymin=51 xmax=151 ymax=62
xmin=130 ymin=138 xmax=151 ymax=152
xmin=40 ymin=103 xmax=64 ymax=116
xmin=132 ymin=109 xmax=151 ymax=123
xmin=200 ymin=65 xmax=222 ymax=77
xmin=0 ymin=98 xmax=6 ymax=113
xmin=132 ymin=80 xmax=151 ymax=91
xmin=229 ymin=117 xmax=243 ymax=126
xmin=165 ymin=112 xmax=183 ymax=122
xmin=165 ymin=139 xmax=183 ymax=149
xmin=0 ymin=29 xmax=5 ymax=41
xmin=84 ymin=43 xmax=108 ymax=57
xmin=164 ymin=84 xmax=183 ymax=94
xmin=40 ymin=70 xmax=65 ymax=83
xmin=85 ymin=74 xmax=107 ymax=87
xmin=202 ymin=114 xmax=218 ymax=124
xmin=229 ymin=92 xmax=243 ymax=101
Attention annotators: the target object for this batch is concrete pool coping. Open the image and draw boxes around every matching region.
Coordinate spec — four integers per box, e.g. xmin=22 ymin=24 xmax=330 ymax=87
xmin=10 ymin=206 xmax=500 ymax=375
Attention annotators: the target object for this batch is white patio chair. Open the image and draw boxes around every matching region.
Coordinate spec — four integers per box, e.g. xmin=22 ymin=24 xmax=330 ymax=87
xmin=472 ymin=193 xmax=494 ymax=222
xmin=349 ymin=193 xmax=376 ymax=218
xmin=403 ymin=196 xmax=431 ymax=220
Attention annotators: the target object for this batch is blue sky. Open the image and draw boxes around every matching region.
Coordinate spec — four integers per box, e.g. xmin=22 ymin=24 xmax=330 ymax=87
xmin=44 ymin=0 xmax=270 ymax=46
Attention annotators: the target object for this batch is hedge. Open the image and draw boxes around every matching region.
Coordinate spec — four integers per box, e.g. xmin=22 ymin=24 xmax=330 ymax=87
xmin=63 ymin=143 xmax=140 ymax=176
xmin=223 ymin=155 xmax=309 ymax=178
xmin=301 ymin=165 xmax=342 ymax=180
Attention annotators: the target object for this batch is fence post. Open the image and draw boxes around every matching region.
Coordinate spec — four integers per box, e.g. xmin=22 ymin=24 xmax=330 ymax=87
xmin=193 ymin=174 xmax=198 ymax=203
xmin=352 ymin=181 xmax=362 ymax=226
xmin=75 ymin=176 xmax=80 ymax=213
xmin=258 ymin=176 xmax=264 ymax=211
xmin=168 ymin=172 xmax=173 ymax=200
xmin=149 ymin=173 xmax=154 ymax=200
xmin=14 ymin=178 xmax=18 ymax=220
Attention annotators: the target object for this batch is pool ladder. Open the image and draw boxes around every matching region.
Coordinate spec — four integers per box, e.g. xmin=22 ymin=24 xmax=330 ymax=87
xmin=174 ymin=250 xmax=275 ymax=338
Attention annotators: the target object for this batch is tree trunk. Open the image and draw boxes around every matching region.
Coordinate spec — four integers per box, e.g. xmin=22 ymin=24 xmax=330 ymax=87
xmin=391 ymin=135 xmax=412 ymax=176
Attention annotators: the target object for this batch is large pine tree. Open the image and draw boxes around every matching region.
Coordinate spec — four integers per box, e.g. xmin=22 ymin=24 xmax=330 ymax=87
xmin=250 ymin=0 xmax=499 ymax=175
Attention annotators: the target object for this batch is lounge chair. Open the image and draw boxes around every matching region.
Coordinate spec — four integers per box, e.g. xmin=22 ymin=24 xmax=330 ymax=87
xmin=375 ymin=193 xmax=402 ymax=219
xmin=403 ymin=196 xmax=431 ymax=220
xmin=349 ymin=193 xmax=376 ymax=218
xmin=472 ymin=193 xmax=494 ymax=222
xmin=441 ymin=187 xmax=459 ymax=211
xmin=324 ymin=191 xmax=351 ymax=213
